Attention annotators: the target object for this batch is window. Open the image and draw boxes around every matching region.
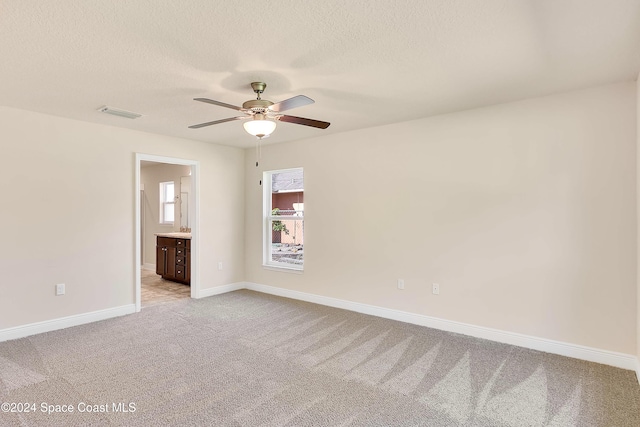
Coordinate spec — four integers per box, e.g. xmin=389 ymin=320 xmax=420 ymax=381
xmin=159 ymin=181 xmax=175 ymax=225
xmin=264 ymin=168 xmax=304 ymax=270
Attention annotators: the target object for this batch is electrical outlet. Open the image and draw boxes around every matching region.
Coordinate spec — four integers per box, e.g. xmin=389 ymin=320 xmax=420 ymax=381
xmin=397 ymin=279 xmax=405 ymax=290
xmin=218 ymin=262 xmax=223 ymax=271
xmin=432 ymin=283 xmax=440 ymax=295
xmin=56 ymin=283 xmax=65 ymax=296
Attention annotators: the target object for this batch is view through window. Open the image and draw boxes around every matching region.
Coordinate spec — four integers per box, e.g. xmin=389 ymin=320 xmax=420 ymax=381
xmin=160 ymin=181 xmax=175 ymax=224
xmin=264 ymin=168 xmax=304 ymax=269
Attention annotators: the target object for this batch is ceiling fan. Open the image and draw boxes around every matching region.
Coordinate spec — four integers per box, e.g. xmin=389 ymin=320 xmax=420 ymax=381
xmin=189 ymin=82 xmax=330 ymax=139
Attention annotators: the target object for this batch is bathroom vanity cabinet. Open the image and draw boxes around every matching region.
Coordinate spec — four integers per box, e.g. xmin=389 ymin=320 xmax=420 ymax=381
xmin=156 ymin=234 xmax=191 ymax=285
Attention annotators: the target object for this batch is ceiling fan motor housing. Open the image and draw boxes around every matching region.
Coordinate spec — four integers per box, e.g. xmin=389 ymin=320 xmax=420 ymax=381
xmin=242 ymin=99 xmax=274 ymax=112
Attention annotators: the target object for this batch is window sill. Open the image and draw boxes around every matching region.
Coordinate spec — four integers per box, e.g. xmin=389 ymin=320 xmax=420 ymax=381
xmin=262 ymin=264 xmax=304 ymax=274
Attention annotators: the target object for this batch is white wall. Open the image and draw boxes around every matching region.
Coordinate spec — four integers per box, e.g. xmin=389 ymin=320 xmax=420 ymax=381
xmin=0 ymin=106 xmax=245 ymax=329
xmin=245 ymin=82 xmax=637 ymax=355
xmin=140 ymin=163 xmax=191 ymax=266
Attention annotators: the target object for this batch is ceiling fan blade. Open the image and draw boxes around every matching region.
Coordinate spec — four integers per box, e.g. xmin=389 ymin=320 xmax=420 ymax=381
xmin=278 ymin=115 xmax=330 ymax=129
xmin=194 ymin=98 xmax=243 ymax=111
xmin=188 ymin=116 xmax=245 ymax=129
xmin=269 ymin=95 xmax=314 ymax=112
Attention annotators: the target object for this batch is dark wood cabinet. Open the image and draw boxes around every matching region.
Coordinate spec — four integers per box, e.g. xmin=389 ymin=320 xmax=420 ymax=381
xmin=156 ymin=236 xmax=191 ymax=285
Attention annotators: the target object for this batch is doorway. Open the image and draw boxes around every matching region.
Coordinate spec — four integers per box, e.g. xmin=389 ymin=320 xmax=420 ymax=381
xmin=135 ymin=153 xmax=199 ymax=312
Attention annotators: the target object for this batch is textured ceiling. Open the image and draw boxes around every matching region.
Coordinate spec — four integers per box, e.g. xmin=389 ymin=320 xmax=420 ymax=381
xmin=1 ymin=1 xmax=639 ymax=148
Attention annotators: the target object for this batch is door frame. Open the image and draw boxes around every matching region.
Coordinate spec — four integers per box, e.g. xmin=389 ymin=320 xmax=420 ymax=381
xmin=135 ymin=153 xmax=200 ymax=312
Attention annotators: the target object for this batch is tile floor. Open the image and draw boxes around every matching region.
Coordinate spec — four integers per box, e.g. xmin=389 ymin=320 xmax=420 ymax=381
xmin=141 ymin=268 xmax=190 ymax=307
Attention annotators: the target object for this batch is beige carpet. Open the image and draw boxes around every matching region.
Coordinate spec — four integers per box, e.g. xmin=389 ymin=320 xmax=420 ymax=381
xmin=0 ymin=290 xmax=639 ymax=426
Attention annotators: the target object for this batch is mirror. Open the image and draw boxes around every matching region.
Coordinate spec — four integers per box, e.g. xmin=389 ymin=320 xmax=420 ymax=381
xmin=180 ymin=175 xmax=191 ymax=230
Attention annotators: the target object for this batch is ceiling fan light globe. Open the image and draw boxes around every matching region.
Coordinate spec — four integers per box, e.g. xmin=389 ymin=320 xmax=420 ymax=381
xmin=243 ymin=119 xmax=276 ymax=138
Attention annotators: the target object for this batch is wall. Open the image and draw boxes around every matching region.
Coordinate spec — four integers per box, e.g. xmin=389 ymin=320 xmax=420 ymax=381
xmin=0 ymin=106 xmax=245 ymax=329
xmin=245 ymin=82 xmax=637 ymax=355
xmin=140 ymin=163 xmax=191 ymax=267
xmin=637 ymin=72 xmax=640 ymax=367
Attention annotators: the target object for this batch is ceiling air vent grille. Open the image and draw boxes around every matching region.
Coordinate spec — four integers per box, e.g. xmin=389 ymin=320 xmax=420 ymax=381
xmin=98 ymin=106 xmax=142 ymax=119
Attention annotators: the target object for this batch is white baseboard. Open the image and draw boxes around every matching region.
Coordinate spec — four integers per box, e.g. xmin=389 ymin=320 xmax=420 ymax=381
xmin=243 ymin=282 xmax=638 ymax=373
xmin=141 ymin=263 xmax=155 ymax=271
xmin=197 ymin=282 xmax=246 ymax=299
xmin=0 ymin=304 xmax=136 ymax=342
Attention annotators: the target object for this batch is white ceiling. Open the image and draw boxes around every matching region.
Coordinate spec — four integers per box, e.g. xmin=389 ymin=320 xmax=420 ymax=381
xmin=1 ymin=1 xmax=639 ymax=148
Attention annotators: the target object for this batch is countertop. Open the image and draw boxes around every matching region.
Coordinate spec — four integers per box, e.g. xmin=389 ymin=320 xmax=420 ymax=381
xmin=155 ymin=232 xmax=192 ymax=239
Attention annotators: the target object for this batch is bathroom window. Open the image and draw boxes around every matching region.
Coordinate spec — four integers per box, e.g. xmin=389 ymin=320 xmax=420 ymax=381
xmin=160 ymin=181 xmax=175 ymax=225
xmin=263 ymin=168 xmax=304 ymax=271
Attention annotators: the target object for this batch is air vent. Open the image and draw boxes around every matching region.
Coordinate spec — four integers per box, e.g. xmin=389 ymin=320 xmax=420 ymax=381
xmin=98 ymin=106 xmax=142 ymax=119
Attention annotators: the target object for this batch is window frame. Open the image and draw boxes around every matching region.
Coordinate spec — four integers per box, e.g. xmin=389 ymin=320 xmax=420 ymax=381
xmin=263 ymin=168 xmax=304 ymax=272
xmin=159 ymin=181 xmax=175 ymax=225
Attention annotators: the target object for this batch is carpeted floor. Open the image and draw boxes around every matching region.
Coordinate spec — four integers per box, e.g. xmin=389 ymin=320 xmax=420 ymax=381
xmin=1 ymin=290 xmax=639 ymax=426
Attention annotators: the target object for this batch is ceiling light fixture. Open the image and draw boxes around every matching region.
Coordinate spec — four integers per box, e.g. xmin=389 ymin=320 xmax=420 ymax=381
xmin=243 ymin=113 xmax=276 ymax=139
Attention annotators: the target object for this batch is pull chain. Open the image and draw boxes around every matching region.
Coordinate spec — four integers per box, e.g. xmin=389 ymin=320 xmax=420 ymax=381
xmin=255 ymin=139 xmax=262 ymax=167
xmin=256 ymin=139 xmax=262 ymax=185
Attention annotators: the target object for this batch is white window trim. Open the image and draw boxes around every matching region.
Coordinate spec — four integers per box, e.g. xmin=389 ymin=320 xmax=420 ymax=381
xmin=159 ymin=181 xmax=175 ymax=225
xmin=263 ymin=168 xmax=304 ymax=271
